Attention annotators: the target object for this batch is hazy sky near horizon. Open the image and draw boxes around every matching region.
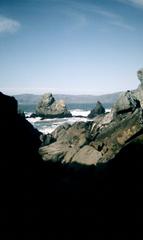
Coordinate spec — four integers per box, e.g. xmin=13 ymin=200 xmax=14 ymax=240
xmin=0 ymin=0 xmax=143 ymax=95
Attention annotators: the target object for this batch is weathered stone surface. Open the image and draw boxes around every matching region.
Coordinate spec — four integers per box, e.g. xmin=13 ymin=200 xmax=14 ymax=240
xmin=63 ymin=146 xmax=80 ymax=163
xmin=39 ymin=142 xmax=69 ymax=162
xmin=71 ymin=145 xmax=102 ymax=165
xmin=39 ymin=103 xmax=143 ymax=166
xmin=88 ymin=101 xmax=105 ymax=118
xmin=52 ymin=122 xmax=71 ymax=140
xmin=35 ymin=93 xmax=72 ymax=118
xmin=90 ymin=108 xmax=143 ymax=163
xmin=112 ymin=90 xmax=140 ymax=116
xmin=90 ymin=111 xmax=114 ymax=134
xmin=39 ymin=121 xmax=93 ymax=163
xmin=58 ymin=121 xmax=92 ymax=147
xmin=134 ymin=85 xmax=143 ymax=108
xmin=40 ymin=133 xmax=55 ymax=146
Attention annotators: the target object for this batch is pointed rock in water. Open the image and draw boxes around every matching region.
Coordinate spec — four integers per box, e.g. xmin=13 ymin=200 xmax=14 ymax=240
xmin=137 ymin=68 xmax=143 ymax=85
xmin=133 ymin=68 xmax=143 ymax=107
xmin=35 ymin=93 xmax=72 ymax=118
xmin=88 ymin=101 xmax=105 ymax=118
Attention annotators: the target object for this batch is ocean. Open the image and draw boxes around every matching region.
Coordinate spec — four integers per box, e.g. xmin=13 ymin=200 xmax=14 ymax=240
xmin=19 ymin=103 xmax=112 ymax=134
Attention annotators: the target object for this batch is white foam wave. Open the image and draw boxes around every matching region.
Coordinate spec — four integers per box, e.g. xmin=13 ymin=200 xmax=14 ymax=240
xmin=70 ymin=109 xmax=90 ymax=117
xmin=105 ymin=108 xmax=111 ymax=113
xmin=38 ymin=126 xmax=57 ymax=134
xmin=26 ymin=108 xmax=111 ymax=134
xmin=25 ymin=112 xmax=33 ymax=118
xmin=27 ymin=117 xmax=41 ymax=123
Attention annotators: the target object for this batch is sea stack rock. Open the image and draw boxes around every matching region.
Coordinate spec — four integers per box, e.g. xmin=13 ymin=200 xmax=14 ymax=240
xmin=137 ymin=68 xmax=143 ymax=85
xmin=88 ymin=101 xmax=105 ymax=119
xmin=36 ymin=93 xmax=72 ymax=118
xmin=112 ymin=90 xmax=140 ymax=116
xmin=133 ymin=68 xmax=143 ymax=107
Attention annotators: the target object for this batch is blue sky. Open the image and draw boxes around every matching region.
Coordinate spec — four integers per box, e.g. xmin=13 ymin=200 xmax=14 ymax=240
xmin=0 ymin=0 xmax=143 ymax=95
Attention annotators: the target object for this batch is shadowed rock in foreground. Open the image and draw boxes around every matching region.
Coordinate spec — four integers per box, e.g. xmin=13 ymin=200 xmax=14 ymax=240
xmin=0 ymin=92 xmax=42 ymax=228
xmin=1 ymin=69 xmax=143 ymax=231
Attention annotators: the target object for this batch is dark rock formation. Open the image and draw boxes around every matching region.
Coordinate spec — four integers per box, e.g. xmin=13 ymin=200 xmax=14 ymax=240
xmin=87 ymin=101 xmax=105 ymax=118
xmin=35 ymin=93 xmax=72 ymax=118
xmin=0 ymin=92 xmax=18 ymax=117
xmin=0 ymin=92 xmax=41 ymax=168
xmin=0 ymin=91 xmax=142 ymax=230
xmin=40 ymin=133 xmax=55 ymax=146
xmin=0 ymin=92 xmax=42 ymax=227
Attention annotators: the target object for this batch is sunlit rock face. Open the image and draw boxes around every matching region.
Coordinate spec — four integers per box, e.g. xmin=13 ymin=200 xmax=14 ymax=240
xmin=35 ymin=93 xmax=72 ymax=118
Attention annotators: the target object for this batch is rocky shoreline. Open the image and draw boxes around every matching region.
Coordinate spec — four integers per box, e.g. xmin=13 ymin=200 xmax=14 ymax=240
xmin=39 ymin=69 xmax=143 ymax=166
xmin=1 ymin=68 xmax=143 ymax=230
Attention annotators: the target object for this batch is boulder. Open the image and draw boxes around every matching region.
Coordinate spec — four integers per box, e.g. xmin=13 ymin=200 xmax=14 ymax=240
xmin=39 ymin=142 xmax=70 ymax=162
xmin=88 ymin=101 xmax=105 ymax=118
xmin=111 ymin=68 xmax=143 ymax=114
xmin=133 ymin=68 xmax=143 ymax=107
xmin=35 ymin=93 xmax=72 ymax=118
xmin=39 ymin=121 xmax=93 ymax=163
xmin=52 ymin=122 xmax=71 ymax=140
xmin=56 ymin=121 xmax=92 ymax=146
xmin=112 ymin=90 xmax=140 ymax=117
xmin=71 ymin=145 xmax=102 ymax=165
